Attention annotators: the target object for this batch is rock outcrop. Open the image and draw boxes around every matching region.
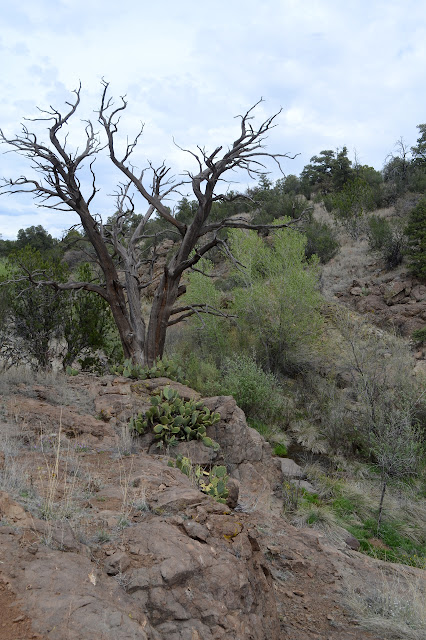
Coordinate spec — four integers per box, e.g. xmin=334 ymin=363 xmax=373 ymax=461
xmin=0 ymin=374 xmax=423 ymax=640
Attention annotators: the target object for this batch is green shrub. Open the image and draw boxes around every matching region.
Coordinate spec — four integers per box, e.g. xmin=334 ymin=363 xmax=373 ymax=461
xmin=196 ymin=464 xmax=229 ymax=503
xmin=332 ymin=496 xmax=355 ymax=516
xmin=247 ymin=418 xmax=273 ymax=439
xmin=367 ymin=215 xmax=406 ymax=269
xmin=129 ymin=386 xmax=220 ymax=450
xmin=3 ymin=247 xmax=69 ymax=369
xmin=347 ymin=519 xmax=425 ymax=569
xmin=179 ymin=354 xmax=222 ymax=397
xmin=367 ymin=215 xmax=393 ymax=251
xmin=412 ymin=327 xmax=426 ymax=344
xmin=405 ymin=197 xmax=426 ymax=279
xmin=303 ymin=218 xmax=339 ymax=263
xmin=221 ymin=354 xmax=283 ymax=421
xmin=327 ymin=178 xmax=376 ymax=237
xmin=228 ymin=225 xmax=323 ymax=373
xmin=62 ymin=262 xmax=116 ymax=371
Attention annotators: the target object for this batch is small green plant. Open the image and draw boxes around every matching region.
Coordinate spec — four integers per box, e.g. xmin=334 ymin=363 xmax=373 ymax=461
xmin=95 ymin=529 xmax=111 ymax=544
xmin=347 ymin=519 xmax=426 ymax=569
xmin=332 ymin=496 xmax=355 ymax=516
xmin=169 ymin=455 xmax=229 ymax=503
xmin=282 ymin=480 xmax=301 ymax=512
xmin=221 ymin=354 xmax=283 ymax=421
xmin=129 ymin=386 xmax=220 ymax=450
xmin=197 ymin=465 xmax=229 ymax=503
xmin=169 ymin=454 xmax=193 ymax=477
xmin=412 ymin=327 xmax=426 ymax=345
xmin=113 ymin=356 xmax=187 ymax=383
xmin=66 ymin=366 xmax=79 ymax=376
xmin=273 ymin=443 xmax=288 ymax=457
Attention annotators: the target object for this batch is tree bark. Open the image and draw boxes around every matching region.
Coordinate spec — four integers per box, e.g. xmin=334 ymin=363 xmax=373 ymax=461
xmin=377 ymin=477 xmax=387 ymax=532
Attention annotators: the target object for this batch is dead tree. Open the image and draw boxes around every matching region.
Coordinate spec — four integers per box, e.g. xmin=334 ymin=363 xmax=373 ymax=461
xmin=1 ymin=82 xmax=302 ymax=366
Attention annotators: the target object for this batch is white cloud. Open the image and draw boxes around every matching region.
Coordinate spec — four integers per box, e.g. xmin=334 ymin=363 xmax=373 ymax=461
xmin=1 ymin=0 xmax=425 ymax=238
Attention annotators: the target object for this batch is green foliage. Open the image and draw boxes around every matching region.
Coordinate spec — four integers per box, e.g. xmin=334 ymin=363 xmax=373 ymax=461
xmin=302 ymin=218 xmax=339 ymax=263
xmin=228 ymin=225 xmax=323 ymax=373
xmin=4 ymin=247 xmax=69 ymax=369
xmin=347 ymin=519 xmax=425 ymax=569
xmin=129 ymin=386 xmax=220 ymax=450
xmin=169 ymin=454 xmax=193 ymax=477
xmin=65 ymin=366 xmax=79 ymax=376
xmin=301 ymin=147 xmax=353 ymax=195
xmin=0 ymin=258 xmax=9 ymax=278
xmin=180 ymin=257 xmax=233 ymax=363
xmin=332 ymin=496 xmax=355 ymax=516
xmin=1 ymin=250 xmax=121 ymax=371
xmin=179 ymin=354 xmax=223 ymax=397
xmin=337 ymin=313 xmax=424 ymax=528
xmin=62 ymin=263 xmax=115 ymax=371
xmin=0 ymin=238 xmax=16 ymax=258
xmin=113 ymin=356 xmax=187 ymax=383
xmin=249 ymin=176 xmax=306 ymax=225
xmin=15 ymin=225 xmax=59 ymax=255
xmin=273 ymin=443 xmax=288 ymax=457
xmin=412 ymin=327 xmax=426 ymax=344
xmin=221 ymin=354 xmax=283 ymax=421
xmin=367 ymin=215 xmax=407 ymax=269
xmin=169 ymin=455 xmax=229 ymax=503
xmin=405 ymin=197 xmax=426 ymax=279
xmin=411 ymin=123 xmax=426 ymax=166
xmin=197 ymin=464 xmax=229 ymax=503
xmin=326 ymin=177 xmax=376 ymax=236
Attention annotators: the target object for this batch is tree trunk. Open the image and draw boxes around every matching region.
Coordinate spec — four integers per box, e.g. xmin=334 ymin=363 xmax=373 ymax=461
xmin=377 ymin=477 xmax=387 ymax=532
xmin=124 ymin=271 xmax=146 ymax=364
xmin=145 ymin=268 xmax=181 ymax=366
xmin=78 ymin=206 xmax=145 ymax=365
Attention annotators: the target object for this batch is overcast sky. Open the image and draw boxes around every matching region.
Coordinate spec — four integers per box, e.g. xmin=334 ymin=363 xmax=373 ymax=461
xmin=1 ymin=0 xmax=425 ymax=240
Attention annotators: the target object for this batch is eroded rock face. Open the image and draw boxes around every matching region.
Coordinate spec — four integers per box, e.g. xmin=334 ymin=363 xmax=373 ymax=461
xmin=346 ymin=275 xmax=426 ymax=338
xmin=0 ymin=467 xmax=281 ymax=639
xmin=123 ymin=519 xmax=279 ymax=639
xmin=1 ymin=375 xmax=422 ymax=640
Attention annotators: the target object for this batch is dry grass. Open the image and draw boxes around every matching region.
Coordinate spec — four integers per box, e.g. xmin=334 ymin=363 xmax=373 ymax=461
xmin=346 ymin=568 xmax=426 ymax=640
xmin=0 ymin=366 xmax=95 ymax=414
xmin=115 ymin=425 xmax=136 ymax=458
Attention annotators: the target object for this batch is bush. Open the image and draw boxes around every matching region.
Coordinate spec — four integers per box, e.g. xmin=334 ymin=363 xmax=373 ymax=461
xmin=327 ymin=177 xmax=376 ymax=237
xmin=412 ymin=327 xmax=426 ymax=345
xmin=3 ymin=247 xmax=69 ymax=369
xmin=221 ymin=354 xmax=283 ymax=422
xmin=367 ymin=215 xmax=407 ymax=269
xmin=228 ymin=225 xmax=323 ymax=373
xmin=302 ymin=218 xmax=339 ymax=263
xmin=62 ymin=263 xmax=117 ymax=370
xmin=405 ymin=197 xmax=426 ymax=279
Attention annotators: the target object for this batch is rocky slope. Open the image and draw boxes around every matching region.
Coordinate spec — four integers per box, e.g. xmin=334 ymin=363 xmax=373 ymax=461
xmin=0 ymin=374 xmax=424 ymax=639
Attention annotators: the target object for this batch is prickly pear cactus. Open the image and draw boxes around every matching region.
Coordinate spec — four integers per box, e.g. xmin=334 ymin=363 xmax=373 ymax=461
xmin=112 ymin=357 xmax=187 ymax=383
xmin=197 ymin=465 xmax=229 ymax=503
xmin=168 ymin=455 xmax=230 ymax=503
xmin=129 ymin=386 xmax=220 ymax=450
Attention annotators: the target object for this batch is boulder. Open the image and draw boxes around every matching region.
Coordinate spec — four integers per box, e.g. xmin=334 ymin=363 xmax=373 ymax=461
xmin=280 ymin=458 xmax=305 ymax=479
xmin=104 ymin=551 xmax=131 ymax=575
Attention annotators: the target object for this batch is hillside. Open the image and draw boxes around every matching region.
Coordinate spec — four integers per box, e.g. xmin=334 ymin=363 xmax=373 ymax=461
xmin=0 ymin=372 xmax=424 ymax=640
